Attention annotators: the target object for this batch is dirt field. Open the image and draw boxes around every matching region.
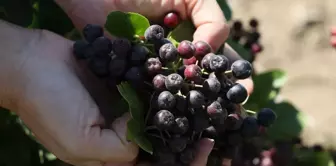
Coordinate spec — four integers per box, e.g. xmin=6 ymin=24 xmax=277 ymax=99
xmin=228 ymin=0 xmax=336 ymax=147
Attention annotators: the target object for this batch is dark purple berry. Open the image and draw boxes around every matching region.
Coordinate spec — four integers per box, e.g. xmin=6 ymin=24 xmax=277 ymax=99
xmin=249 ymin=18 xmax=259 ymax=28
xmin=124 ymin=67 xmax=143 ymax=84
xmin=152 ymin=74 xmax=166 ymax=91
xmin=153 ymin=147 xmax=176 ymax=165
xmin=154 ymin=38 xmax=172 ymax=54
xmin=184 ymin=64 xmax=202 ymax=81
xmin=248 ymin=31 xmax=261 ymax=43
xmin=180 ymin=147 xmax=195 ymax=164
xmin=168 ymin=136 xmax=188 ymax=153
xmin=157 ymin=91 xmax=176 ymax=109
xmin=226 ymin=83 xmax=248 ymax=104
xmin=201 ymin=53 xmax=214 ymax=71
xmin=92 ymin=36 xmax=112 ymax=56
xmin=207 ymin=101 xmax=227 ymax=126
xmin=210 ymin=55 xmax=229 ymax=73
xmin=194 ymin=41 xmax=212 ymax=59
xmin=145 ymin=25 xmax=165 ymax=42
xmin=202 ymin=126 xmax=218 ymax=139
xmin=175 ymin=95 xmax=187 ymax=113
xmin=111 ymin=38 xmax=132 ymax=58
xmin=227 ymin=132 xmax=243 ymax=146
xmin=187 ymin=90 xmax=205 ymax=108
xmin=73 ymin=40 xmax=89 ymax=59
xmin=178 ymin=40 xmax=195 ymax=59
xmin=232 ymin=20 xmax=243 ymax=31
xmin=153 ymin=110 xmax=175 ymax=130
xmin=159 ymin=43 xmax=178 ymax=62
xmin=165 ymin=73 xmax=184 ymax=93
xmin=83 ymin=24 xmax=103 ymax=43
xmin=203 ymin=78 xmax=221 ymax=94
xmin=183 ymin=56 xmax=197 ymax=65
xmin=164 ymin=12 xmax=180 ymax=28
xmin=130 ymin=45 xmax=149 ymax=66
xmin=257 ymin=108 xmax=277 ymax=127
xmin=241 ymin=116 xmax=259 ymax=137
xmin=88 ymin=56 xmax=110 ymax=77
xmin=173 ymin=117 xmax=189 ymax=134
xmin=231 ymin=59 xmax=253 ymax=79
xmin=146 ymin=57 xmax=162 ymax=74
xmin=192 ymin=109 xmax=210 ymax=132
xmin=225 ymin=113 xmax=243 ymax=130
xmin=109 ymin=55 xmax=127 ymax=77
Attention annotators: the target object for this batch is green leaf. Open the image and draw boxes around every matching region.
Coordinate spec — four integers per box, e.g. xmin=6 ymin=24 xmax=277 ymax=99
xmin=168 ymin=20 xmax=195 ymax=42
xmin=226 ymin=39 xmax=251 ymax=61
xmin=0 ymin=0 xmax=33 ymax=27
xmin=293 ymin=148 xmax=334 ymax=166
xmin=105 ymin=11 xmax=150 ymax=39
xmin=245 ymin=69 xmax=287 ymax=110
xmin=117 ymin=82 xmax=144 ymax=122
xmin=126 ymin=119 xmax=153 ymax=154
xmin=216 ymin=0 xmax=232 ymax=21
xmin=265 ymin=101 xmax=306 ymax=141
xmin=37 ymin=0 xmax=74 ymax=36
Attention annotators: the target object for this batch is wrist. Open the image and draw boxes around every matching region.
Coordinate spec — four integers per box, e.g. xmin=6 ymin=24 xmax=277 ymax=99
xmin=0 ymin=20 xmax=43 ymax=112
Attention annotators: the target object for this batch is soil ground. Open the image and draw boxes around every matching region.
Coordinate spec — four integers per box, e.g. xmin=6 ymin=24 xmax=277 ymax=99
xmin=228 ymin=0 xmax=336 ymax=147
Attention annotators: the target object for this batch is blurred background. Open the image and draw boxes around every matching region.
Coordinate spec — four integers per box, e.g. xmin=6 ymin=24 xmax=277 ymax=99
xmin=228 ymin=0 xmax=336 ymax=146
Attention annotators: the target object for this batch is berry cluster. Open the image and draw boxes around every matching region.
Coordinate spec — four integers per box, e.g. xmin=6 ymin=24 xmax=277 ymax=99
xmin=330 ymin=26 xmax=336 ymax=48
xmin=72 ymin=11 xmax=277 ymax=165
xmin=230 ymin=18 xmax=263 ymax=63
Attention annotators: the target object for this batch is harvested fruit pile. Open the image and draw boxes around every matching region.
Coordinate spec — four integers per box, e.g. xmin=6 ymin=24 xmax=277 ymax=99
xmin=73 ymin=11 xmax=276 ymax=165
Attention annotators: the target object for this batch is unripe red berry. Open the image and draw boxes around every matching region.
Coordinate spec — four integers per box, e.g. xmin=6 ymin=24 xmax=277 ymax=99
xmin=178 ymin=40 xmax=195 ymax=59
xmin=194 ymin=41 xmax=212 ymax=59
xmin=184 ymin=64 xmax=202 ymax=81
xmin=251 ymin=43 xmax=263 ymax=53
xmin=183 ymin=56 xmax=197 ymax=65
xmin=164 ymin=12 xmax=180 ymax=28
xmin=331 ymin=27 xmax=336 ymax=36
xmin=331 ymin=36 xmax=336 ymax=48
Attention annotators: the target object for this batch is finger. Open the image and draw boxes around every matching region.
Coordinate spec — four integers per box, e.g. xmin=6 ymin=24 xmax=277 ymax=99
xmin=190 ymin=138 xmax=215 ymax=166
xmin=111 ymin=112 xmax=133 ymax=144
xmin=187 ymin=0 xmax=230 ymax=51
xmin=221 ymin=158 xmax=232 ymax=166
xmin=86 ymin=112 xmax=139 ymax=162
xmin=223 ymin=44 xmax=254 ymax=95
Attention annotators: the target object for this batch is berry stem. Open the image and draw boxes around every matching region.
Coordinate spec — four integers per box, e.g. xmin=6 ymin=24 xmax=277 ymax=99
xmin=161 ymin=67 xmax=173 ymax=71
xmin=147 ymin=133 xmax=167 ymax=145
xmin=164 ymin=130 xmax=171 ymax=138
xmin=172 ymin=57 xmax=182 ymax=72
xmin=186 ymin=83 xmax=203 ymax=88
xmin=201 ymin=69 xmax=209 ymax=75
xmin=246 ymin=110 xmax=256 ymax=115
xmin=177 ymin=91 xmax=186 ymax=98
xmin=224 ymin=70 xmax=232 ymax=75
xmin=144 ymin=81 xmax=153 ymax=87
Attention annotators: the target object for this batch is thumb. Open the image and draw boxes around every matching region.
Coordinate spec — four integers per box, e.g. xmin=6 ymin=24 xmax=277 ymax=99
xmin=190 ymin=138 xmax=215 ymax=166
xmin=188 ymin=0 xmax=230 ymax=52
xmin=86 ymin=112 xmax=139 ymax=163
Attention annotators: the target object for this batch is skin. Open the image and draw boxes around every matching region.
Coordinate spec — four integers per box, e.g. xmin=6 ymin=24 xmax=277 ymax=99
xmin=0 ymin=0 xmax=254 ymax=165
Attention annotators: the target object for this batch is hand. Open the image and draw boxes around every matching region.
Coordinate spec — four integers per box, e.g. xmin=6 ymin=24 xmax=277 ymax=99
xmin=57 ymin=0 xmax=253 ymax=94
xmin=0 ymin=21 xmax=138 ymax=166
xmin=54 ymin=0 xmax=252 ymax=165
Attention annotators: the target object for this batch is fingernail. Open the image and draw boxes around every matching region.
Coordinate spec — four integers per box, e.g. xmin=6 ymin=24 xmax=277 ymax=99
xmin=199 ymin=138 xmax=215 ymax=151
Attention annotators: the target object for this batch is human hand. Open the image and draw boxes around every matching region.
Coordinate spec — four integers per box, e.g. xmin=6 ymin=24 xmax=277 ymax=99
xmin=0 ymin=21 xmax=138 ymax=166
xmin=57 ymin=0 xmax=254 ymax=94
